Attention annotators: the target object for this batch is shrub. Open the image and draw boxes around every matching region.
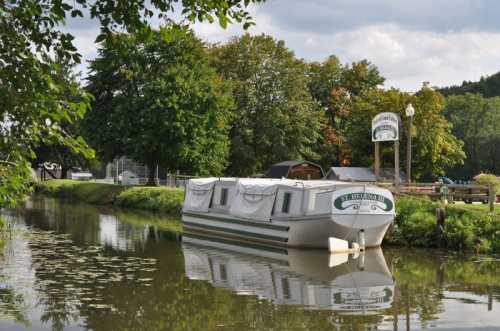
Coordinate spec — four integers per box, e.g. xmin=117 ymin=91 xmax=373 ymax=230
xmin=114 ymin=187 xmax=184 ymax=215
xmin=391 ymin=206 xmax=438 ymax=247
xmin=390 ymin=195 xmax=500 ymax=253
xmin=36 ymin=180 xmax=125 ymax=204
xmin=474 ymin=173 xmax=500 ymax=194
xmin=36 ymin=180 xmax=185 ymax=215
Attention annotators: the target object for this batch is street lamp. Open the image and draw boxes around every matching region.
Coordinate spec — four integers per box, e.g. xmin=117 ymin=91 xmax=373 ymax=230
xmin=405 ymin=103 xmax=415 ymax=183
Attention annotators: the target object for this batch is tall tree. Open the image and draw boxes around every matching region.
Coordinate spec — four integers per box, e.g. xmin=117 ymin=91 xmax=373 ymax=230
xmin=307 ymin=57 xmax=384 ymax=168
xmin=345 ymin=85 xmax=465 ymax=180
xmin=0 ymin=0 xmax=263 ymax=205
xmin=32 ymin=60 xmax=95 ymax=179
xmin=210 ymin=34 xmax=322 ymax=176
xmin=85 ymin=26 xmax=233 ymax=184
xmin=444 ymin=93 xmax=500 ymax=179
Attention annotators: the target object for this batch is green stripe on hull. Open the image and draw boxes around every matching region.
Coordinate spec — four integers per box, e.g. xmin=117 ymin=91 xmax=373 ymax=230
xmin=182 ymin=212 xmax=289 ymax=231
xmin=183 ymin=233 xmax=289 ymax=256
xmin=183 ymin=221 xmax=289 ymax=243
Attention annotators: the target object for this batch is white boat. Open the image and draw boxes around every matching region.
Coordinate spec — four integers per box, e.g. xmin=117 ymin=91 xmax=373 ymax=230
xmin=183 ymin=234 xmax=395 ymax=313
xmin=181 ymin=177 xmax=395 ymax=248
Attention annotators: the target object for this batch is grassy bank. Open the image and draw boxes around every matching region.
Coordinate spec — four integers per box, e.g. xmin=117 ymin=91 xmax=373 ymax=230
xmin=387 ymin=196 xmax=500 ymax=254
xmin=36 ymin=180 xmax=500 ymax=254
xmin=36 ymin=180 xmax=184 ymax=215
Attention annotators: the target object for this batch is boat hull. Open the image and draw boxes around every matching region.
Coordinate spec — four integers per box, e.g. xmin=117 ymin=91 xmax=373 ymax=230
xmin=182 ymin=212 xmax=392 ymax=248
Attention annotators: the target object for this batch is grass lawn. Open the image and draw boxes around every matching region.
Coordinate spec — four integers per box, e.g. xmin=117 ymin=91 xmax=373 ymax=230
xmin=36 ymin=180 xmax=184 ymax=215
xmin=447 ymin=202 xmax=500 ymax=216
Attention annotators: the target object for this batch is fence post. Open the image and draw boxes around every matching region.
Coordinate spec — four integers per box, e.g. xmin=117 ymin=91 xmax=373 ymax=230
xmin=488 ymin=184 xmax=495 ymax=212
xmin=436 ymin=207 xmax=446 ymax=247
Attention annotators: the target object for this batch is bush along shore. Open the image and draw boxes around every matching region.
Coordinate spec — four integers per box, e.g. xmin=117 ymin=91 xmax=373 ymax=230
xmin=35 ymin=180 xmax=184 ymax=215
xmin=386 ymin=196 xmax=500 ymax=254
xmin=35 ymin=180 xmax=500 ymax=254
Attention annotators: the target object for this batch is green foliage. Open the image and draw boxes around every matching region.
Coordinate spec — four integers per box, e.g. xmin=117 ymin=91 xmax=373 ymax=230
xmin=36 ymin=180 xmax=126 ymax=204
xmin=307 ymin=57 xmax=384 ymax=168
xmin=31 ymin=60 xmax=96 ymax=178
xmin=85 ymin=26 xmax=233 ymax=180
xmin=210 ymin=34 xmax=323 ymax=176
xmin=345 ymin=85 xmax=465 ymax=180
xmin=440 ymin=71 xmax=500 ymax=98
xmin=474 ymin=173 xmax=500 ymax=194
xmin=0 ymin=159 xmax=34 ymax=207
xmin=391 ymin=197 xmax=439 ymax=247
xmin=0 ymin=0 xmax=262 ymax=206
xmin=115 ymin=187 xmax=184 ymax=215
xmin=444 ymin=94 xmax=500 ymax=179
xmin=390 ymin=196 xmax=500 ymax=253
xmin=36 ymin=180 xmax=184 ymax=215
xmin=444 ymin=206 xmax=500 ymax=253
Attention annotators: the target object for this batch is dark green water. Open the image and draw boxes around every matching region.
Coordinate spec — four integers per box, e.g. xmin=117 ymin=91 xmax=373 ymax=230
xmin=0 ymin=197 xmax=499 ymax=331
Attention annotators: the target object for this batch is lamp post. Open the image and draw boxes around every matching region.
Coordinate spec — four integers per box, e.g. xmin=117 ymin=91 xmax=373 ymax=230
xmin=405 ymin=103 xmax=415 ymax=183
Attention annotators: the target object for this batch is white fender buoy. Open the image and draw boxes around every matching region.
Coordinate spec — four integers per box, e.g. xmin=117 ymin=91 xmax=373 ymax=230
xmin=328 ymin=237 xmax=349 ymax=253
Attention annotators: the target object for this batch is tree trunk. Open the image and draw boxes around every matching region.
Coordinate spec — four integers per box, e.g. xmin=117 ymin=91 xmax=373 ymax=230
xmin=146 ymin=163 xmax=157 ymax=186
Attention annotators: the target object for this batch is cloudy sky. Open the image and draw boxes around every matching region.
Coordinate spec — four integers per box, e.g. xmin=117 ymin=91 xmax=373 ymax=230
xmin=69 ymin=0 xmax=500 ymax=91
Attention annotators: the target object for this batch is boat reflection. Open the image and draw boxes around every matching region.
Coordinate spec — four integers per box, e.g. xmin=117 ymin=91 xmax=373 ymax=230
xmin=182 ymin=234 xmax=395 ymax=314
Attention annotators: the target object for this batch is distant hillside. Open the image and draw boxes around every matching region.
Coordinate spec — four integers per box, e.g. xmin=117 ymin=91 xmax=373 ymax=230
xmin=439 ymin=71 xmax=500 ymax=97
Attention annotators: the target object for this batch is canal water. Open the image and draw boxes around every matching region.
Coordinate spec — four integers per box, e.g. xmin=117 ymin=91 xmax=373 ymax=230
xmin=0 ymin=197 xmax=499 ymax=331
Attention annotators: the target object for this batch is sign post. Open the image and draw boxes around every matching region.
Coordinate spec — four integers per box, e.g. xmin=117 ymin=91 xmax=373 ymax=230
xmin=372 ymin=112 xmax=400 ymax=184
xmin=394 ymin=140 xmax=400 ymax=185
xmin=374 ymin=142 xmax=380 ymax=181
xmin=405 ymin=103 xmax=415 ymax=183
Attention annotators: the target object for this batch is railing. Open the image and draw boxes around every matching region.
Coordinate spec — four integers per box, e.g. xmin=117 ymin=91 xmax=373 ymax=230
xmin=386 ymin=182 xmax=496 ymax=211
xmin=132 ymin=174 xmax=199 ymax=187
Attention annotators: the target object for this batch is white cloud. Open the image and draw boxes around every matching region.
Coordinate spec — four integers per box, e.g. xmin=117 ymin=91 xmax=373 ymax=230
xmin=193 ymin=16 xmax=500 ymax=91
xmin=65 ymin=1 xmax=500 ymax=91
xmin=323 ymin=25 xmax=500 ymax=90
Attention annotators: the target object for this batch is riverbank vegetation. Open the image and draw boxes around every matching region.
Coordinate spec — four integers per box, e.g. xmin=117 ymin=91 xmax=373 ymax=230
xmin=36 ymin=180 xmax=126 ymax=205
xmin=115 ymin=187 xmax=184 ymax=215
xmin=388 ymin=196 xmax=500 ymax=253
xmin=37 ymin=180 xmax=500 ymax=254
xmin=36 ymin=180 xmax=183 ymax=215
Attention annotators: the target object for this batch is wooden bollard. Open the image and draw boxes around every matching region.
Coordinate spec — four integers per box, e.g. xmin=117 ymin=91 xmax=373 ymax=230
xmin=488 ymin=184 xmax=495 ymax=212
xmin=488 ymin=286 xmax=493 ymax=311
xmin=436 ymin=207 xmax=446 ymax=247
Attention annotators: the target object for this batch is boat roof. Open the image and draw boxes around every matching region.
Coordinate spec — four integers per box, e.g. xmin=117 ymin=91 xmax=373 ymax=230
xmin=191 ymin=177 xmax=363 ymax=189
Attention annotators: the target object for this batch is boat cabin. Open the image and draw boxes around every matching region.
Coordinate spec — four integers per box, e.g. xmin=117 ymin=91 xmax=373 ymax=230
xmin=264 ymin=160 xmax=325 ymax=180
xmin=183 ymin=177 xmax=345 ymax=221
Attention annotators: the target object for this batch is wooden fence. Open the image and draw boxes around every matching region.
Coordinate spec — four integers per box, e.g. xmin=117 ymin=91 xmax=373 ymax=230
xmin=385 ymin=182 xmax=496 ymax=211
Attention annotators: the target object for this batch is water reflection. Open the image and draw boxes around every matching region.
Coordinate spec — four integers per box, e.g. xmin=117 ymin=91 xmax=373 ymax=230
xmin=0 ymin=197 xmax=498 ymax=331
xmin=183 ymin=235 xmax=394 ymax=313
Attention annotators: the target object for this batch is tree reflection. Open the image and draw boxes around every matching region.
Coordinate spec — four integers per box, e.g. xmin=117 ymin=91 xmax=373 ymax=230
xmin=0 ymin=286 xmax=30 ymax=327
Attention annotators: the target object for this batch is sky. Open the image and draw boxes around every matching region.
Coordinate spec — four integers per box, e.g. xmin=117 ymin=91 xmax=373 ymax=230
xmin=68 ymin=0 xmax=500 ymax=91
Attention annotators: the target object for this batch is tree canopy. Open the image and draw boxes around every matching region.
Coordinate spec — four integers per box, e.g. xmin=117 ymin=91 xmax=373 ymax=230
xmin=444 ymin=93 xmax=500 ymax=179
xmin=307 ymin=56 xmax=384 ymax=168
xmin=439 ymin=71 xmax=500 ymax=98
xmin=345 ymin=85 xmax=465 ymax=180
xmin=0 ymin=0 xmax=263 ymax=203
xmin=210 ymin=34 xmax=323 ymax=176
xmin=31 ymin=60 xmax=95 ymax=179
xmin=85 ymin=26 xmax=234 ymax=183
